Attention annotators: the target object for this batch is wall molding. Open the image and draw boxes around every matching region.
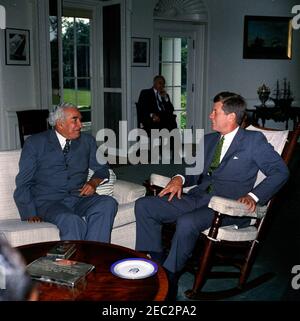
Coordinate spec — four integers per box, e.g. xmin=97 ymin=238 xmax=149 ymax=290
xmin=153 ymin=0 xmax=208 ymax=22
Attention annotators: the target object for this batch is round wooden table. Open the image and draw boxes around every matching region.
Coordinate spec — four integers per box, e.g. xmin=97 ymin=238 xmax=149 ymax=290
xmin=18 ymin=241 xmax=168 ymax=301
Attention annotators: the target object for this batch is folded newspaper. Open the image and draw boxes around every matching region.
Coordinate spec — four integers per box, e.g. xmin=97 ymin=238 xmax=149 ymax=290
xmin=26 ymin=256 xmax=95 ymax=287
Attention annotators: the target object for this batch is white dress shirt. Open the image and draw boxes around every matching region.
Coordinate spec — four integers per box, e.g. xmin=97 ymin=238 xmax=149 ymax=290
xmin=55 ymin=130 xmax=70 ymax=150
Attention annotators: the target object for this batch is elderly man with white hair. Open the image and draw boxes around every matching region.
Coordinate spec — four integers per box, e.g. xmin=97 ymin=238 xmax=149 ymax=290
xmin=14 ymin=103 xmax=118 ymax=242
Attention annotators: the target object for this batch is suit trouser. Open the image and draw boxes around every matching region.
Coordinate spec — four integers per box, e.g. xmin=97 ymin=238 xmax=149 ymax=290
xmin=38 ymin=194 xmax=118 ymax=242
xmin=135 ymin=195 xmax=250 ymax=273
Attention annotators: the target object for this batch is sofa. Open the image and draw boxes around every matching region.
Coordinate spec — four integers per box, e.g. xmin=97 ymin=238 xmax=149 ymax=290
xmin=0 ymin=150 xmax=146 ymax=249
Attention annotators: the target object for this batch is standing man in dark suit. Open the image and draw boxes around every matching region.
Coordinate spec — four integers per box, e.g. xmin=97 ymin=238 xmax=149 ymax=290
xmin=14 ymin=103 xmax=118 ymax=242
xmin=135 ymin=92 xmax=289 ymax=299
xmin=137 ymin=75 xmax=177 ymax=135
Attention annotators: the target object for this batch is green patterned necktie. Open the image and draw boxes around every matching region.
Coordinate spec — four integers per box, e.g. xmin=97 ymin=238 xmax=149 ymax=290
xmin=207 ymin=136 xmax=224 ymax=193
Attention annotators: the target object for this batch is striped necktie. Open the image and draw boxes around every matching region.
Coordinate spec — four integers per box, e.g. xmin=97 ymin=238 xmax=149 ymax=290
xmin=156 ymin=92 xmax=165 ymax=111
xmin=63 ymin=139 xmax=71 ymax=157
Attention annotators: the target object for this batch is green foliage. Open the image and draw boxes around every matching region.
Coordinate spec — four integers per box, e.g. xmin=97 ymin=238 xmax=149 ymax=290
xmin=180 ymin=92 xmax=187 ymax=129
xmin=63 ymin=89 xmax=91 ymax=108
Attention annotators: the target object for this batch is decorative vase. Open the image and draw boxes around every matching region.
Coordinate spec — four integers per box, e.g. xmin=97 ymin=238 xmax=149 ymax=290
xmin=257 ymin=84 xmax=270 ymax=107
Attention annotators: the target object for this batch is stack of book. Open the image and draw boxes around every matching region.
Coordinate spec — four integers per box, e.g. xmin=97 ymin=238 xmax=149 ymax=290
xmin=46 ymin=242 xmax=76 ymax=259
xmin=26 ymin=242 xmax=95 ymax=287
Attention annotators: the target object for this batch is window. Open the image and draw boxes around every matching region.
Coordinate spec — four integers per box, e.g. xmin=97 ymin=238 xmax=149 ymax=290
xmin=62 ymin=15 xmax=92 ymax=130
xmin=159 ymin=37 xmax=187 ymax=129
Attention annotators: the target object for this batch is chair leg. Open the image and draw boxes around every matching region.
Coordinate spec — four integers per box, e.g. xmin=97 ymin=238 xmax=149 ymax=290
xmin=238 ymin=241 xmax=257 ymax=287
xmin=185 ymin=237 xmax=215 ymax=299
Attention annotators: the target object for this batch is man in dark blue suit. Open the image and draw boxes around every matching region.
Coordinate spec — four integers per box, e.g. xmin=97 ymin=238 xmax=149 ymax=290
xmin=137 ymin=75 xmax=177 ymax=134
xmin=135 ymin=92 xmax=289 ymax=299
xmin=14 ymin=103 xmax=118 ymax=242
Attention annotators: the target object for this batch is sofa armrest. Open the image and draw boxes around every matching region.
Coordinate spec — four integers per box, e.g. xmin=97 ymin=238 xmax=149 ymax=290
xmin=113 ymin=180 xmax=146 ymax=204
xmin=208 ymin=196 xmax=267 ymax=219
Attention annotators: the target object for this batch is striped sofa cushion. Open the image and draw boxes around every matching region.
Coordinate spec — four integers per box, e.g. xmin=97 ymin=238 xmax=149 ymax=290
xmin=87 ymin=169 xmax=116 ymax=196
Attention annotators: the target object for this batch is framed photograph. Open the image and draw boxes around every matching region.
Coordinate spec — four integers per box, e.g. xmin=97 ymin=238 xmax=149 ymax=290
xmin=243 ymin=16 xmax=292 ymax=59
xmin=5 ymin=28 xmax=30 ymax=65
xmin=131 ymin=37 xmax=150 ymax=67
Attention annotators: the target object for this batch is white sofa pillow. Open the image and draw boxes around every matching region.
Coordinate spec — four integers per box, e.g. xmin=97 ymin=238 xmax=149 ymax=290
xmin=88 ymin=168 xmax=116 ymax=196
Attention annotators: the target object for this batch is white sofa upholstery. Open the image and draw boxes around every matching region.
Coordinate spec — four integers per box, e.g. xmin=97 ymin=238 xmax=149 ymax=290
xmin=0 ymin=150 xmax=146 ymax=249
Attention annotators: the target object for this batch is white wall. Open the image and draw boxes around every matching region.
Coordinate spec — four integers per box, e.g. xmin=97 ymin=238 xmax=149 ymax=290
xmin=205 ymin=0 xmax=300 ymax=129
xmin=130 ymin=0 xmax=157 ymax=127
xmin=131 ymin=0 xmax=300 ymax=130
xmin=0 ymin=0 xmax=37 ymax=150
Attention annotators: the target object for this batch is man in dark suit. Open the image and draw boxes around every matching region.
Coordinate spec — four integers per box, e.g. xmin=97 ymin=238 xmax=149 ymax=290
xmin=135 ymin=92 xmax=289 ymax=299
xmin=137 ymin=75 xmax=177 ymax=134
xmin=14 ymin=103 xmax=118 ymax=242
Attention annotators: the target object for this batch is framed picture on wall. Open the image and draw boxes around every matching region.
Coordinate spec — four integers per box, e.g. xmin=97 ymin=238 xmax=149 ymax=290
xmin=131 ymin=37 xmax=150 ymax=67
xmin=243 ymin=16 xmax=292 ymax=59
xmin=5 ymin=28 xmax=30 ymax=65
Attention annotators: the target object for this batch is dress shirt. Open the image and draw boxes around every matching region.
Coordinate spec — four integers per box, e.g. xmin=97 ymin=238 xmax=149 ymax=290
xmin=56 ymin=130 xmax=71 ymax=150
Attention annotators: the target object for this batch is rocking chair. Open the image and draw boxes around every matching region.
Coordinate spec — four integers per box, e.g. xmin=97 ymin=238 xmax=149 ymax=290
xmin=147 ymin=123 xmax=300 ymax=300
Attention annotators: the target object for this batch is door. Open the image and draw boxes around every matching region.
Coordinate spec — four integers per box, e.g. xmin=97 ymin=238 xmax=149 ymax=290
xmin=154 ymin=21 xmax=206 ymax=132
xmin=48 ymin=0 xmax=125 ymax=136
xmin=158 ymin=35 xmax=194 ymax=130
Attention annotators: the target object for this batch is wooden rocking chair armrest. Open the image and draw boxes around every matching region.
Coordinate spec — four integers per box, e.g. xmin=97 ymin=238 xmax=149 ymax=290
xmin=208 ymin=196 xmax=268 ymax=219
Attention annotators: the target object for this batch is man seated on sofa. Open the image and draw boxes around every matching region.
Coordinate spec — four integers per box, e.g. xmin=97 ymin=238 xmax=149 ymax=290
xmin=135 ymin=92 xmax=289 ymax=300
xmin=14 ymin=103 xmax=118 ymax=242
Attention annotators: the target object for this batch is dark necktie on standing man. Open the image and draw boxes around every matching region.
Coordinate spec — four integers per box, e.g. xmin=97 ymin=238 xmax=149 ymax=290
xmin=156 ymin=92 xmax=165 ymax=111
xmin=63 ymin=139 xmax=71 ymax=157
xmin=206 ymin=136 xmax=225 ymax=193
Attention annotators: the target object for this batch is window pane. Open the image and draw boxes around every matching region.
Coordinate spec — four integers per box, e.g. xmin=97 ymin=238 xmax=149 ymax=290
xmin=103 ymin=4 xmax=121 ymax=88
xmin=77 ymin=79 xmax=91 ymax=107
xmin=161 ymin=63 xmax=172 ymax=86
xmin=49 ymin=0 xmax=60 ymax=105
xmin=174 ymin=38 xmax=181 ymax=62
xmin=161 ymin=38 xmax=173 ymax=61
xmin=76 ymin=18 xmax=90 ymax=44
xmin=62 ymin=17 xmax=74 ymax=44
xmin=77 ymin=45 xmax=90 ymax=77
xmin=173 ymin=87 xmax=181 ymax=110
xmin=63 ymin=44 xmax=74 ymax=77
xmin=104 ymin=93 xmax=122 ymax=137
xmin=173 ymin=63 xmax=181 ymax=86
xmin=63 ymin=78 xmax=76 ymax=104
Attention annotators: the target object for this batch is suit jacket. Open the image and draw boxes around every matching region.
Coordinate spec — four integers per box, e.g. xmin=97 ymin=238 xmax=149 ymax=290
xmin=184 ymin=127 xmax=289 ymax=207
xmin=14 ymin=130 xmax=110 ymax=220
xmin=137 ymin=88 xmax=177 ymax=131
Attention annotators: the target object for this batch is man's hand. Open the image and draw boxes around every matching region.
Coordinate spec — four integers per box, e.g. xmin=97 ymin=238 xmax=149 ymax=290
xmin=152 ymin=113 xmax=160 ymax=123
xmin=159 ymin=89 xmax=167 ymax=98
xmin=237 ymin=195 xmax=257 ymax=212
xmin=79 ymin=178 xmax=103 ymax=196
xmin=158 ymin=176 xmax=183 ymax=202
xmin=27 ymin=216 xmax=42 ymax=223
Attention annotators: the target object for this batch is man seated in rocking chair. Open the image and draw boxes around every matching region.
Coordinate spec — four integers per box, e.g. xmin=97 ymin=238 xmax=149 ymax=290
xmin=135 ymin=92 xmax=289 ymax=300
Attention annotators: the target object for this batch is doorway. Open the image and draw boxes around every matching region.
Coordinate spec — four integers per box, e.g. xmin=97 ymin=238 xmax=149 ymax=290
xmin=154 ymin=21 xmax=206 ymax=132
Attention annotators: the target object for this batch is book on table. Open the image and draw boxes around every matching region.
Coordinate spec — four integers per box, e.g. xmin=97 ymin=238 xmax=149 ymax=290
xmin=26 ymin=257 xmax=95 ymax=287
xmin=46 ymin=242 xmax=76 ymax=259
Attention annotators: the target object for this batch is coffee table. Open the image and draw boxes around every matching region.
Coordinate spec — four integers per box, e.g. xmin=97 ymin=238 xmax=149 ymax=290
xmin=18 ymin=241 xmax=168 ymax=301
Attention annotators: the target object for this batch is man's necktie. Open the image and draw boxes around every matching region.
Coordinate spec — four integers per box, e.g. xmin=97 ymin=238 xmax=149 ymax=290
xmin=206 ymin=136 xmax=224 ymax=193
xmin=63 ymin=139 xmax=71 ymax=157
xmin=156 ymin=92 xmax=165 ymax=111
